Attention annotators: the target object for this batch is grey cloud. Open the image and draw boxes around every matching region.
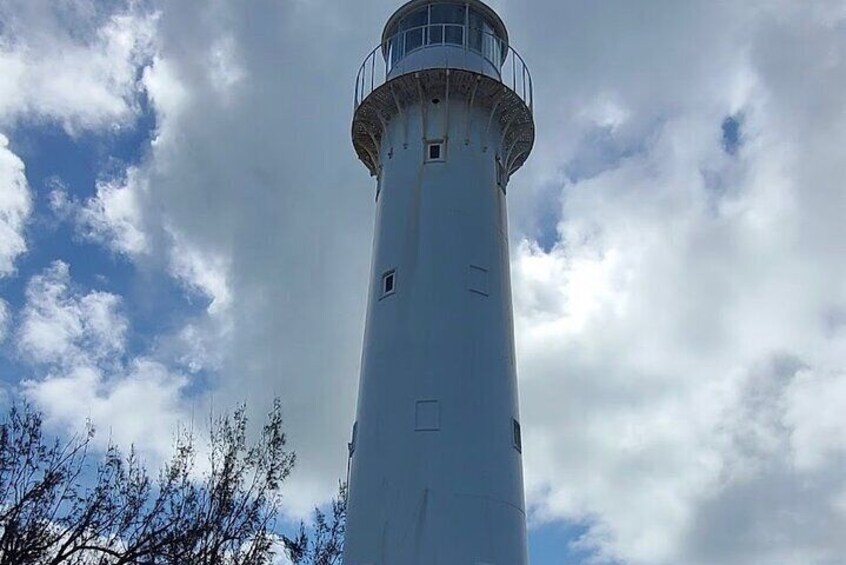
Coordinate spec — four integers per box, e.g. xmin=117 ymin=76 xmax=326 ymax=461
xmin=114 ymin=0 xmax=397 ymax=514
xmin=689 ymin=466 xmax=846 ymax=565
xmin=687 ymin=358 xmax=846 ymax=565
xmin=503 ymin=1 xmax=846 ymax=562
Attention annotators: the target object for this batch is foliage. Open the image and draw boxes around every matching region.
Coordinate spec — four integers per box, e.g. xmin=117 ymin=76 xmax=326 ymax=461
xmin=282 ymin=483 xmax=346 ymax=565
xmin=0 ymin=401 xmax=345 ymax=564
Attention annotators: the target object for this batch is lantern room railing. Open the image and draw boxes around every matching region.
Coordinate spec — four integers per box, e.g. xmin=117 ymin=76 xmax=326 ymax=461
xmin=355 ymin=23 xmax=533 ymax=114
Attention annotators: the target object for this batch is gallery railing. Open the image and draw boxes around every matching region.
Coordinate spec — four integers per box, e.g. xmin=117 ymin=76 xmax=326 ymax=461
xmin=355 ymin=23 xmax=533 ymax=114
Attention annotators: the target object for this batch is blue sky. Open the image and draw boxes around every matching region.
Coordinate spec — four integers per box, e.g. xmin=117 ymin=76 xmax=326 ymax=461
xmin=1 ymin=1 xmax=846 ymax=564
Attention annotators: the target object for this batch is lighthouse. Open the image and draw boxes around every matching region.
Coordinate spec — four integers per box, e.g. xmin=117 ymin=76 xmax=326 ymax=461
xmin=345 ymin=1 xmax=534 ymax=563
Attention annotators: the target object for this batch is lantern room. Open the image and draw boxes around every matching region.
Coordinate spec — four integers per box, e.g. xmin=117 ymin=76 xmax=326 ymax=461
xmin=381 ymin=0 xmax=510 ymax=80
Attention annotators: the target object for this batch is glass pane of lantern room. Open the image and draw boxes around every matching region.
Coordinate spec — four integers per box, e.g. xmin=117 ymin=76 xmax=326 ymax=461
xmin=431 ymin=4 xmax=466 ymax=45
xmin=402 ymin=7 xmax=428 ymax=52
xmin=430 ymin=4 xmax=465 ymax=24
xmin=468 ymin=8 xmax=485 ymax=52
xmin=389 ymin=34 xmax=403 ymax=68
xmin=445 ymin=24 xmax=464 ymax=46
xmin=483 ymin=20 xmax=501 ymax=67
xmin=429 ymin=24 xmax=443 ymax=45
xmin=399 ymin=7 xmax=427 ymax=30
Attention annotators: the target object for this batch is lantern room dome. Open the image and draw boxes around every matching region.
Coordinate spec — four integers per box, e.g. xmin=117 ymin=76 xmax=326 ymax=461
xmin=382 ymin=0 xmax=509 ymax=49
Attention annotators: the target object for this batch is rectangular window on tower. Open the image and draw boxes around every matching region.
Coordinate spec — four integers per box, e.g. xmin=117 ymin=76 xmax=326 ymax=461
xmin=381 ymin=269 xmax=396 ymax=298
xmin=425 ymin=140 xmax=445 ymax=163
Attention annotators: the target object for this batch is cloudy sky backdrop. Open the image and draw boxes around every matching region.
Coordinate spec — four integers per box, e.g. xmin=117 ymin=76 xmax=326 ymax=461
xmin=1 ymin=0 xmax=845 ymax=563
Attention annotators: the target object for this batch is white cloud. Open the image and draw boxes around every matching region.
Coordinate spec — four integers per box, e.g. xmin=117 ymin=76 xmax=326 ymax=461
xmin=77 ymin=169 xmax=151 ymax=256
xmin=0 ymin=134 xmax=31 ymax=277
xmin=24 ymin=360 xmax=188 ymax=460
xmin=0 ymin=298 xmax=9 ymax=342
xmin=269 ymin=537 xmax=294 ymax=565
xmin=142 ymin=56 xmax=189 ymax=146
xmin=0 ymin=0 xmax=157 ymax=131
xmin=208 ymin=35 xmax=246 ymax=97
xmin=17 ymin=261 xmax=192 ymax=461
xmin=18 ymin=261 xmax=126 ymax=367
xmin=167 ymin=229 xmax=232 ymax=315
xmin=785 ymin=369 xmax=846 ymax=472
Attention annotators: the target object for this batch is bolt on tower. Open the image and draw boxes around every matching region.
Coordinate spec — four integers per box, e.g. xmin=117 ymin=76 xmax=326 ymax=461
xmin=345 ymin=1 xmax=534 ymax=563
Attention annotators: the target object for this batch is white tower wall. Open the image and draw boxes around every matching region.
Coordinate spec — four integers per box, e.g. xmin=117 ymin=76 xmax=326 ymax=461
xmin=346 ymin=102 xmax=526 ymax=564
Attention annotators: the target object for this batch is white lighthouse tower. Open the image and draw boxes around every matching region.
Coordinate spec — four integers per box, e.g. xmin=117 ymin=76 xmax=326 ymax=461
xmin=345 ymin=1 xmax=534 ymax=563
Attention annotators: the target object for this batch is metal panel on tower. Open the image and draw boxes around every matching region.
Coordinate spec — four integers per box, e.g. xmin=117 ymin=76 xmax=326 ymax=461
xmin=345 ymin=1 xmax=535 ymax=563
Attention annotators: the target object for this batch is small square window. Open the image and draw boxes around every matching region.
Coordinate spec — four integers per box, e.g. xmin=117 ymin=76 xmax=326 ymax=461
xmin=426 ymin=141 xmax=445 ymax=162
xmin=415 ymin=400 xmax=440 ymax=431
xmin=512 ymin=419 xmax=522 ymax=453
xmin=381 ymin=270 xmax=396 ymax=297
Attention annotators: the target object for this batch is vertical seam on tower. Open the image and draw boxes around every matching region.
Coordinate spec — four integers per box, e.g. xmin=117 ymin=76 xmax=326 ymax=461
xmin=466 ymin=75 xmax=480 ymax=144
xmin=444 ymin=69 xmax=451 ymax=143
xmin=389 ymin=83 xmax=408 ymax=148
xmin=483 ymin=88 xmax=507 ymax=151
xmin=415 ymin=73 xmax=428 ymax=141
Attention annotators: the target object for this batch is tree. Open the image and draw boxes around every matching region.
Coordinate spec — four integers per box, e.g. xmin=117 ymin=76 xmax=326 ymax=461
xmin=282 ymin=482 xmax=346 ymax=565
xmin=0 ymin=401 xmax=345 ymax=564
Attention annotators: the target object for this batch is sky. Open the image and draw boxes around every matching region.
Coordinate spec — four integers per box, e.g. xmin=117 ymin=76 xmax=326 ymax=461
xmin=0 ymin=0 xmax=845 ymax=563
